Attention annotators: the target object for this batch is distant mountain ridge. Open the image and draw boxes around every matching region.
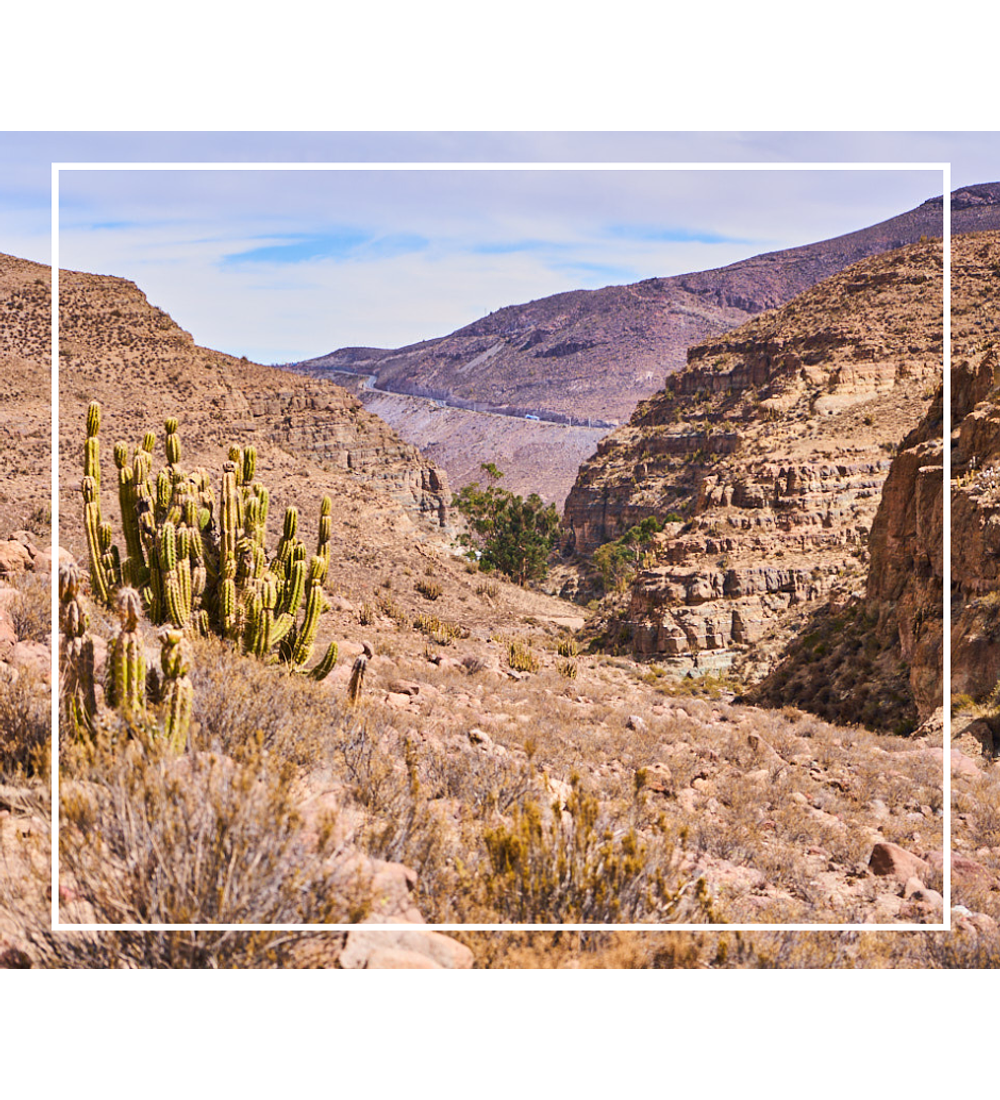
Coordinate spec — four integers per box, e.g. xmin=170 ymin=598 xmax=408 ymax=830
xmin=295 ymin=184 xmax=999 ymax=421
xmin=291 ymin=184 xmax=998 ymax=504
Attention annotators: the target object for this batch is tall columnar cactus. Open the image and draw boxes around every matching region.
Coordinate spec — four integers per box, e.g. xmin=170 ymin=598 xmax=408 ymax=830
xmin=316 ymin=496 xmax=332 ymax=583
xmin=59 ymin=562 xmax=98 ymax=740
xmin=82 ymin=401 xmax=114 ymax=606
xmin=160 ymin=628 xmax=194 ymax=752
xmin=80 ymin=404 xmax=342 ymax=684
xmin=108 ymin=587 xmax=146 ymax=718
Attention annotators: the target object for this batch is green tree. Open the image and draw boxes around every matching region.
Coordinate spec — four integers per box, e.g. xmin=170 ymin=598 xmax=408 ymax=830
xmin=593 ymin=515 xmax=663 ymax=594
xmin=455 ymin=464 xmax=560 ymax=586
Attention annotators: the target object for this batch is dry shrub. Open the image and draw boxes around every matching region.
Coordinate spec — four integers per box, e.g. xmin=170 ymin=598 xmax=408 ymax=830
xmin=413 ymin=614 xmax=464 ymax=645
xmin=420 ymin=739 xmax=541 ymax=819
xmin=921 ymin=929 xmax=1000 ymax=968
xmin=187 ymin=635 xmax=339 ymax=768
xmin=415 ymin=579 xmax=442 ymax=601
xmin=471 ymin=775 xmax=712 ymax=925
xmin=505 ymin=637 xmax=539 ymax=673
xmin=331 ymin=718 xmax=453 ymax=916
xmin=15 ymin=924 xmax=346 ymax=970
xmin=375 ymin=590 xmax=409 ymax=625
xmin=0 ymin=671 xmax=50 ymax=778
xmin=8 ymin=572 xmax=50 ymax=644
xmin=16 ymin=737 xmax=370 ymax=968
xmin=453 ymin=930 xmax=711 ymax=969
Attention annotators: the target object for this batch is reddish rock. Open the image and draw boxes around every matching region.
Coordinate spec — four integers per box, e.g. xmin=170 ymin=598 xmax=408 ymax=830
xmin=868 ymin=841 xmax=930 ymax=882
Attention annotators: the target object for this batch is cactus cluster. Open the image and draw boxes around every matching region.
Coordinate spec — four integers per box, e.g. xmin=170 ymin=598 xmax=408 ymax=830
xmin=80 ymin=402 xmax=338 ymax=680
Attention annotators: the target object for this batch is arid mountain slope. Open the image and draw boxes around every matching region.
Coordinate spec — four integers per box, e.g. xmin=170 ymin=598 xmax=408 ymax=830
xmin=47 ymin=259 xmax=451 ymax=563
xmin=562 ymin=237 xmax=950 ymax=706
xmin=0 ymin=253 xmax=53 ymax=535
xmin=292 ymin=187 xmax=948 ymax=422
xmin=358 ymin=387 xmax=606 ymax=505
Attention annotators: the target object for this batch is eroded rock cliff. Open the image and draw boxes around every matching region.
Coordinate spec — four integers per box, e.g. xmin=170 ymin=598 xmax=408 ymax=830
xmin=565 ymin=238 xmax=951 ymax=702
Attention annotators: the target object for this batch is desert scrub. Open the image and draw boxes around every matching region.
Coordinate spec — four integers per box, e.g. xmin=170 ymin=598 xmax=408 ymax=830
xmin=7 ymin=571 xmax=50 ymax=644
xmin=415 ymin=579 xmax=442 ymax=601
xmin=506 ymin=637 xmax=540 ymax=673
xmin=556 ymin=637 xmax=579 ymax=658
xmin=413 ymin=613 xmax=465 ymax=645
xmin=0 ymin=670 xmax=50 ymax=778
xmin=26 ymin=736 xmax=370 ymax=966
xmin=473 ymin=775 xmax=710 ymax=924
xmin=375 ymin=590 xmax=409 ymax=625
xmin=333 ymin=718 xmax=452 ymax=912
xmin=557 ymin=659 xmax=579 ymax=679
xmin=188 ymin=634 xmax=339 ymax=767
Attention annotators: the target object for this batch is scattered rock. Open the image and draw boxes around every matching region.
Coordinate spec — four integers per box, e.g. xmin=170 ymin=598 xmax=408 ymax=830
xmin=868 ymin=841 xmax=930 ymax=883
xmin=339 ymin=929 xmax=474 ymax=970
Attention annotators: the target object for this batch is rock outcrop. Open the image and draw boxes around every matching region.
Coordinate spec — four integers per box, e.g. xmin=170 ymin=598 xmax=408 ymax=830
xmin=564 ymin=239 xmax=946 ymax=688
xmin=949 ymin=281 xmax=1000 ymax=704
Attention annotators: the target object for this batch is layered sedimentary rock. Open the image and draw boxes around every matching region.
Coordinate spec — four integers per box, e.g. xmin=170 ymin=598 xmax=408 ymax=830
xmin=565 ymin=239 xmax=948 ymax=682
xmin=754 ymin=226 xmax=1000 ymax=731
xmin=215 ymin=382 xmax=450 ymax=525
xmin=949 ymin=331 xmax=1000 ymax=703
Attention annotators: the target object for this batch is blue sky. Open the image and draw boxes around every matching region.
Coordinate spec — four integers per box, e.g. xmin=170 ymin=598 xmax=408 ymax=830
xmin=1 ymin=132 xmax=994 ymax=363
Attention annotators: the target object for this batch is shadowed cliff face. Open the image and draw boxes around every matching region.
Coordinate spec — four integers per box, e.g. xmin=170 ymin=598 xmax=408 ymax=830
xmin=950 ymin=335 xmax=1000 ymax=705
xmin=845 ymin=232 xmax=1000 ymax=722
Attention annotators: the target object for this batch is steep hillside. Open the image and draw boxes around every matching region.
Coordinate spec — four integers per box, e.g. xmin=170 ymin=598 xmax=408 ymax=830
xmin=51 ymin=259 xmax=452 ymax=570
xmin=562 ymin=237 xmax=949 ymax=709
xmin=0 ymin=253 xmax=53 ymax=536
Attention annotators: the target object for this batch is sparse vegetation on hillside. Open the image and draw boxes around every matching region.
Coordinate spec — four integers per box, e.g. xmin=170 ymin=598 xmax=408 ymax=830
xmin=8 ymin=219 xmax=1000 ymax=967
xmin=593 ymin=516 xmax=663 ymax=594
